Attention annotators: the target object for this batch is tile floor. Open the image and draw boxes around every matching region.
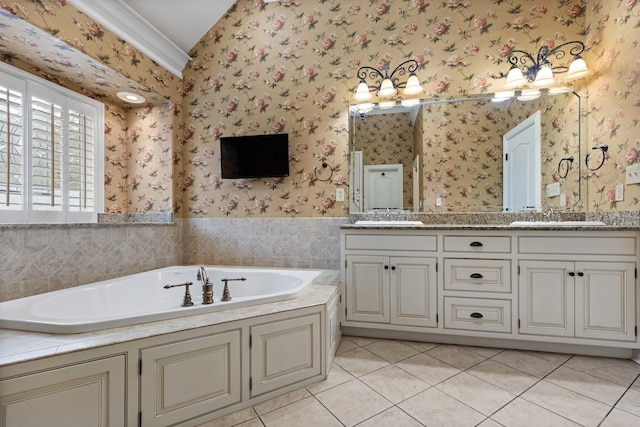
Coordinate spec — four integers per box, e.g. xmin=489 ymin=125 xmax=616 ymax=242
xmin=199 ymin=336 xmax=640 ymax=427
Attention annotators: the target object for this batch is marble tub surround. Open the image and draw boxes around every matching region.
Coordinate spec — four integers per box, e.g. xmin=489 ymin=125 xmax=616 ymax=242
xmin=0 ymin=269 xmax=340 ymax=367
xmin=97 ymin=212 xmax=174 ymax=223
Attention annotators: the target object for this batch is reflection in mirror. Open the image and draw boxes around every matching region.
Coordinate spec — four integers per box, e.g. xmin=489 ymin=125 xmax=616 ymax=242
xmin=349 ymin=92 xmax=582 ymax=213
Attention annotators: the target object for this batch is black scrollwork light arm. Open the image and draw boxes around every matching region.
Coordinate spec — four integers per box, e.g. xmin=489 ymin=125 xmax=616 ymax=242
xmin=507 ymin=41 xmax=586 ymax=82
xmin=356 ymin=59 xmax=420 ymax=92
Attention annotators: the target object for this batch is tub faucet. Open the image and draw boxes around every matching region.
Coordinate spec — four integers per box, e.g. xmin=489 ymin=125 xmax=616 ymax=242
xmin=197 ymin=267 xmax=214 ymax=304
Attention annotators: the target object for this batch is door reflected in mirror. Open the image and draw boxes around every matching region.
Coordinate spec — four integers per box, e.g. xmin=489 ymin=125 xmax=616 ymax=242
xmin=349 ymin=92 xmax=582 ymax=213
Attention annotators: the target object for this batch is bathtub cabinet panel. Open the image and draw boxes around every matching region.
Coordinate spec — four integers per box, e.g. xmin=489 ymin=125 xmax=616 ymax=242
xmin=326 ymin=291 xmax=342 ymax=366
xmin=0 ymin=355 xmax=125 ymax=427
xmin=250 ymin=314 xmax=321 ymax=397
xmin=140 ymin=330 xmax=241 ymax=427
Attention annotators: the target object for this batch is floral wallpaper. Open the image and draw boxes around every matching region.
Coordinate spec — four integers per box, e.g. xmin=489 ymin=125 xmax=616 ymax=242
xmin=353 ymin=112 xmax=415 ymax=208
xmin=3 ymin=0 xmax=639 ymax=217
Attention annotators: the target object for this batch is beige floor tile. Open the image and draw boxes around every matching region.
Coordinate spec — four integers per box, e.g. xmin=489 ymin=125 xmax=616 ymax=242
xmin=259 ymin=396 xmax=342 ymax=427
xmin=360 ymin=364 xmax=430 ymax=404
xmin=476 ymin=419 xmax=504 ymax=427
xmin=344 ymin=336 xmax=380 ymax=346
xmin=364 ymin=339 xmax=420 ymax=363
xmin=491 ymin=397 xmax=581 ymax=427
xmin=333 ymin=346 xmax=389 ymax=377
xmin=399 ymin=340 xmax=440 ymax=352
xmin=525 ymin=350 xmax=573 ymax=365
xmin=355 ymin=406 xmax=424 ymax=427
xmin=615 ymin=382 xmax=640 ymax=417
xmin=545 ymin=365 xmax=628 ymax=406
xmin=336 ymin=337 xmax=360 ymax=354
xmin=491 ymin=350 xmax=560 ymax=378
xmin=459 ymin=345 xmax=504 ymax=358
xmin=315 ymin=379 xmax=392 ymax=427
xmin=195 ymin=407 xmax=257 ymax=427
xmin=399 ymin=387 xmax=485 ymax=427
xmin=563 ymin=355 xmax=640 ymax=387
xmin=306 ymin=362 xmax=354 ymax=395
xmin=467 ymin=358 xmax=539 ymax=395
xmin=600 ymin=408 xmax=640 ymax=427
xmin=396 ymin=352 xmax=461 ymax=385
xmin=233 ymin=419 xmax=264 ymax=427
xmin=253 ymin=387 xmax=311 ymax=416
xmin=435 ymin=372 xmax=516 ymax=416
xmin=426 ymin=344 xmax=487 ymax=370
xmin=521 ymin=380 xmax=610 ymax=427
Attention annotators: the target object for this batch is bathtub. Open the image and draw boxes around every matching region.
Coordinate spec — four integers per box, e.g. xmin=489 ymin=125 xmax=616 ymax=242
xmin=0 ymin=266 xmax=322 ymax=334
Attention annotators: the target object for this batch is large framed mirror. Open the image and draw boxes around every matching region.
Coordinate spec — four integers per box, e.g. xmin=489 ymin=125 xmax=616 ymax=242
xmin=349 ymin=91 xmax=583 ymax=213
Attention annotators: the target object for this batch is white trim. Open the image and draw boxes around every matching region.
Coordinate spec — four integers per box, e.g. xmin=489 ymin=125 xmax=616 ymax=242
xmin=68 ymin=0 xmax=191 ymax=78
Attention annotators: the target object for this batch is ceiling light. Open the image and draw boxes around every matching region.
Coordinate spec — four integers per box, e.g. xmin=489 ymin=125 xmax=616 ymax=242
xmin=116 ymin=91 xmax=146 ymax=104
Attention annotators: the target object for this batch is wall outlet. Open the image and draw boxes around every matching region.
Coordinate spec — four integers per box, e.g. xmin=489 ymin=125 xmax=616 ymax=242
xmin=335 ymin=188 xmax=345 ymax=202
xmin=436 ymin=197 xmax=442 ymax=207
xmin=626 ymin=164 xmax=640 ymax=185
xmin=615 ymin=183 xmax=624 ymax=201
xmin=546 ymin=182 xmax=560 ymax=197
xmin=560 ymin=193 xmax=567 ymax=207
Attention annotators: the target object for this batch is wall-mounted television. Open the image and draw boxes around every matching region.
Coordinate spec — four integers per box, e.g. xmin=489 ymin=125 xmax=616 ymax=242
xmin=220 ymin=133 xmax=289 ymax=179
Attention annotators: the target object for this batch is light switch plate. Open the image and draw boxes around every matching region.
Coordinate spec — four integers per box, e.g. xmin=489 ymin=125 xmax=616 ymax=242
xmin=615 ymin=183 xmax=624 ymax=201
xmin=546 ymin=182 xmax=560 ymax=197
xmin=626 ymin=164 xmax=640 ymax=185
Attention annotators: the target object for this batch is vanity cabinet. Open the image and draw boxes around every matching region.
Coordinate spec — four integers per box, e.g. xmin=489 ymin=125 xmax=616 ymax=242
xmin=139 ymin=330 xmax=241 ymax=427
xmin=0 ymin=355 xmax=126 ymax=427
xmin=519 ymin=260 xmax=636 ymax=341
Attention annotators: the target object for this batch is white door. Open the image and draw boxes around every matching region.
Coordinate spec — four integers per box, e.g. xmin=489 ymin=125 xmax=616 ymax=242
xmin=364 ymin=164 xmax=403 ymax=210
xmin=503 ymin=111 xmax=541 ymax=212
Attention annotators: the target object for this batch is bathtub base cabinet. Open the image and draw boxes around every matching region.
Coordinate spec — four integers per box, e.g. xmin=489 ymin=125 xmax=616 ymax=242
xmin=0 ymin=355 xmax=126 ymax=427
xmin=139 ymin=330 xmax=242 ymax=427
xmin=341 ymin=228 xmax=639 ymax=354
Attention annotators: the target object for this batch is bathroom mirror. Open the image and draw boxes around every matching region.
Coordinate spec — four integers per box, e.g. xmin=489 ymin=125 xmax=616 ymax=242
xmin=349 ymin=91 xmax=582 ymax=213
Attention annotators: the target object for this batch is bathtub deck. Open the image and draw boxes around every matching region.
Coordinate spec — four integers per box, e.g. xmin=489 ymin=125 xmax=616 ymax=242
xmin=0 ymin=269 xmax=341 ymax=367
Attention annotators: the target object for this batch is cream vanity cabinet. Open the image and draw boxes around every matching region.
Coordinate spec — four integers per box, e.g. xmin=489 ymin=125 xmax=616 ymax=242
xmin=442 ymin=235 xmax=514 ymax=334
xmin=518 ymin=232 xmax=637 ymax=342
xmin=343 ymin=232 xmax=438 ymax=328
xmin=0 ymin=355 xmax=126 ymax=427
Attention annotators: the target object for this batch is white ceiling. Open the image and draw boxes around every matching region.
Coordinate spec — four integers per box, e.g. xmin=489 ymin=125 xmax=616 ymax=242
xmin=121 ymin=0 xmax=236 ymax=54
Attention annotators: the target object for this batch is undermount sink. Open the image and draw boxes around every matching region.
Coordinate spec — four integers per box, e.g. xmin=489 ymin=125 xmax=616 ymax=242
xmin=510 ymin=221 xmax=606 ymax=227
xmin=355 ymin=220 xmax=424 ymax=226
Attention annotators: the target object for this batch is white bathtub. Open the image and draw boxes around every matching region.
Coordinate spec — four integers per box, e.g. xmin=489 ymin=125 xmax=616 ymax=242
xmin=0 ymin=266 xmax=322 ymax=334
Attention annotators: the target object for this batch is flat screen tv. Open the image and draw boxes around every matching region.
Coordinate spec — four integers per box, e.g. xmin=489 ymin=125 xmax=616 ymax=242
xmin=220 ymin=133 xmax=289 ymax=179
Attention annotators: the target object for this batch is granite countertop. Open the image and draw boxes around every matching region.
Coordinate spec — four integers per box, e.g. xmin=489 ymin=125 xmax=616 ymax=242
xmin=341 ymin=223 xmax=640 ymax=231
xmin=0 ymin=270 xmax=341 ymax=367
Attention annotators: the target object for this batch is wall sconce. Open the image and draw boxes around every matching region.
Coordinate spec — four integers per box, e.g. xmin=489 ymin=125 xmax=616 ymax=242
xmin=504 ymin=41 xmax=589 ymax=90
xmin=354 ymin=60 xmax=424 ymax=102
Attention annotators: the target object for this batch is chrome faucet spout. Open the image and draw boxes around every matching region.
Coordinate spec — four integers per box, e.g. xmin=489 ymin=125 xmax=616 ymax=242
xmin=197 ymin=266 xmax=208 ymax=284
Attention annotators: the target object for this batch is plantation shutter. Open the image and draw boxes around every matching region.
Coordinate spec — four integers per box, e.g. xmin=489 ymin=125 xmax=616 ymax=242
xmin=0 ymin=77 xmax=25 ymax=217
xmin=68 ymin=104 xmax=97 ymax=213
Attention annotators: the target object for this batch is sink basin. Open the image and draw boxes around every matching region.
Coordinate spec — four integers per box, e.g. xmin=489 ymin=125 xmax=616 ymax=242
xmin=510 ymin=221 xmax=606 ymax=227
xmin=355 ymin=220 xmax=424 ymax=226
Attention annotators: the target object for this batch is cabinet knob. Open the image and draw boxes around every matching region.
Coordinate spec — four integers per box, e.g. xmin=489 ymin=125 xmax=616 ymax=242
xmin=568 ymin=272 xmax=575 ymax=277
xmin=577 ymin=272 xmax=584 ymax=277
xmin=470 ymin=273 xmax=483 ymax=279
xmin=391 ymin=266 xmax=396 ymax=271
xmin=469 ymin=241 xmax=483 ymax=247
xmin=384 ymin=265 xmax=389 ymax=270
xmin=470 ymin=312 xmax=483 ymax=319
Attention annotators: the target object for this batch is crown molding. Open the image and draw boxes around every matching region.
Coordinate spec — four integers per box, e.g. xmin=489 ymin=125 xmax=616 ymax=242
xmin=68 ymin=0 xmax=190 ymax=78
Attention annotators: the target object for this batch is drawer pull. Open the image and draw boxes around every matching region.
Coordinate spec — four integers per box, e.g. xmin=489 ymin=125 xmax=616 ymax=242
xmin=470 ymin=273 xmax=484 ymax=279
xmin=469 ymin=241 xmax=483 ymax=247
xmin=470 ymin=312 xmax=484 ymax=319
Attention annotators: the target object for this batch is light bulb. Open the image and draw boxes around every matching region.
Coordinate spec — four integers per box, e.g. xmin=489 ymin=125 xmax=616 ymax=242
xmin=504 ymin=67 xmax=526 ymax=90
xmin=566 ymin=57 xmax=589 ymax=81
xmin=378 ymin=78 xmax=397 ymax=98
xmin=353 ymin=81 xmax=372 ymax=102
xmin=532 ymin=63 xmax=555 ymax=88
xmin=402 ymin=74 xmax=424 ymax=96
xmin=517 ymin=89 xmax=541 ymax=102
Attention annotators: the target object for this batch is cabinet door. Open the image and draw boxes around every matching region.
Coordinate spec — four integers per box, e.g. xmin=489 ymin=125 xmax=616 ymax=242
xmin=519 ymin=260 xmax=574 ymax=337
xmin=346 ymin=255 xmax=390 ymax=323
xmin=390 ymin=257 xmax=437 ymax=327
xmin=250 ymin=314 xmax=321 ymax=397
xmin=575 ymin=262 xmax=636 ymax=341
xmin=140 ymin=330 xmax=241 ymax=427
xmin=0 ymin=356 xmax=125 ymax=427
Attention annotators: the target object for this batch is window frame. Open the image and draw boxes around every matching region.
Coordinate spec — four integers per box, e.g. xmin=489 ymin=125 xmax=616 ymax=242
xmin=0 ymin=62 xmax=104 ymax=224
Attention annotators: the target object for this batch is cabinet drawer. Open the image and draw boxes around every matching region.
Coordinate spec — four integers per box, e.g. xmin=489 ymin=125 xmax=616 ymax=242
xmin=444 ymin=235 xmax=511 ymax=253
xmin=345 ymin=234 xmax=437 ymax=251
xmin=444 ymin=297 xmax=511 ymax=333
xmin=444 ymin=259 xmax=511 ymax=293
xmin=518 ymin=236 xmax=636 ymax=256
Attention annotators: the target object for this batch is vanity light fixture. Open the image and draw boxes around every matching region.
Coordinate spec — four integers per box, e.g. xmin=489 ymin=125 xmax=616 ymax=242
xmin=504 ymin=41 xmax=589 ymax=91
xmin=491 ymin=90 xmax=515 ymax=102
xmin=517 ymin=89 xmax=541 ymax=102
xmin=354 ymin=59 xmax=425 ymax=102
xmin=116 ymin=91 xmax=146 ymax=104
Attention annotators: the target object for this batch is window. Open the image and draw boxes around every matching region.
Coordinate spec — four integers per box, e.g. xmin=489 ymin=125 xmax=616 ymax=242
xmin=0 ymin=63 xmax=103 ymax=223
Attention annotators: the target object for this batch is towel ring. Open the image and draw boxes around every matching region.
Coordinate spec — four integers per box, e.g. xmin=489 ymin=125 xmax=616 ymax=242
xmin=585 ymin=145 xmax=608 ymax=172
xmin=558 ymin=156 xmax=574 ymax=179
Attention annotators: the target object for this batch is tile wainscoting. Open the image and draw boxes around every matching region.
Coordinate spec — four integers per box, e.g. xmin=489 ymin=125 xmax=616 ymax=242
xmin=0 ymin=217 xmax=347 ymax=302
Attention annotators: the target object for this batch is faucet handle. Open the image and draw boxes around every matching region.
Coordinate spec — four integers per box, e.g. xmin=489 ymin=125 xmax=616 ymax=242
xmin=164 ymin=281 xmax=194 ymax=307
